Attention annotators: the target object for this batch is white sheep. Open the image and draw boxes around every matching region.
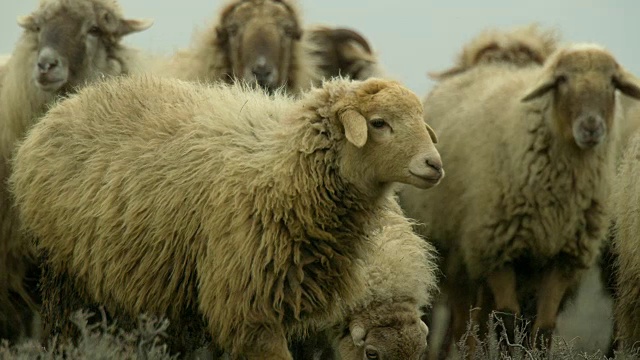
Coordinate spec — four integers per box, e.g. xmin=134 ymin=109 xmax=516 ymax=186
xmin=156 ymin=0 xmax=321 ymax=94
xmin=305 ymin=25 xmax=385 ymax=81
xmin=0 ymin=0 xmax=152 ymax=343
xmin=9 ymin=75 xmax=443 ymax=359
xmin=400 ymin=43 xmax=640 ymax=353
xmin=610 ymin=132 xmax=640 ymax=352
xmin=292 ymin=200 xmax=439 ymax=360
xmin=429 ymin=23 xmax=559 ymax=81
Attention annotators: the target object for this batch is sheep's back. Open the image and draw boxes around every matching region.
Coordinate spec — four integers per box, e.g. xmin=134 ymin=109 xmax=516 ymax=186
xmin=10 ymin=75 xmax=293 ymax=319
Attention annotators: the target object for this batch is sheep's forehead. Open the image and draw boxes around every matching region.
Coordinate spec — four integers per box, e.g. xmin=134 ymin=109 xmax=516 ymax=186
xmin=227 ymin=0 xmax=295 ymax=24
xmin=366 ymin=86 xmax=423 ymax=117
xmin=556 ymin=50 xmax=618 ymax=75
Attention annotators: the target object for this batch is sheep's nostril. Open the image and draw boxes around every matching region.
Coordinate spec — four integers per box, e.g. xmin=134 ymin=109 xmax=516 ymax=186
xmin=426 ymin=158 xmax=442 ymax=173
xmin=38 ymin=58 xmax=59 ymax=73
xmin=252 ymin=65 xmax=272 ymax=83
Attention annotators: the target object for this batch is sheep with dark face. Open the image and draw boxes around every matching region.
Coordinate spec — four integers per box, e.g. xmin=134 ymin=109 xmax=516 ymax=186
xmin=160 ymin=0 xmax=319 ymax=94
xmin=306 ymin=25 xmax=385 ymax=81
xmin=0 ymin=0 xmax=151 ymax=343
xmin=400 ymin=44 xmax=640 ymax=354
xmin=9 ymin=75 xmax=442 ymax=359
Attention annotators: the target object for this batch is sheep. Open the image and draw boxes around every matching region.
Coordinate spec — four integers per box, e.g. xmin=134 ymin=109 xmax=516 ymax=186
xmin=0 ymin=0 xmax=152 ymax=343
xmin=158 ymin=0 xmax=321 ymax=94
xmin=610 ymin=132 xmax=640 ymax=352
xmin=9 ymin=75 xmax=443 ymax=359
xmin=305 ymin=25 xmax=385 ymax=81
xmin=429 ymin=23 xmax=559 ymax=81
xmin=399 ymin=43 xmax=640 ymax=354
xmin=291 ymin=199 xmax=439 ymax=360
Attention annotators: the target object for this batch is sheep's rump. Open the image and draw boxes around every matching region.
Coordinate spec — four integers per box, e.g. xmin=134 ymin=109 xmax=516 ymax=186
xmin=401 ymin=64 xmax=610 ymax=279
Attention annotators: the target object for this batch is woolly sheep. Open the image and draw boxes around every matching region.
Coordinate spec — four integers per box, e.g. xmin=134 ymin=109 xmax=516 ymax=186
xmin=0 ymin=0 xmax=152 ymax=343
xmin=292 ymin=200 xmax=438 ymax=360
xmin=158 ymin=0 xmax=320 ymax=94
xmin=306 ymin=25 xmax=385 ymax=81
xmin=429 ymin=23 xmax=559 ymax=81
xmin=10 ymin=75 xmax=443 ymax=359
xmin=400 ymin=43 xmax=640 ymax=353
xmin=610 ymin=132 xmax=640 ymax=351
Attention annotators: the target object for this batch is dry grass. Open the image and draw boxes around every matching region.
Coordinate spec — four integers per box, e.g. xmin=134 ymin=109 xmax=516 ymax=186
xmin=0 ymin=309 xmax=176 ymax=360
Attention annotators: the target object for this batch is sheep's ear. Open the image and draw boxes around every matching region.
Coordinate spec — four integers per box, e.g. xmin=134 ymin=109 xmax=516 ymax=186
xmin=349 ymin=322 xmax=366 ymax=347
xmin=118 ymin=18 xmax=154 ymax=36
xmin=17 ymin=15 xmax=34 ymax=29
xmin=614 ymin=68 xmax=640 ymax=100
xmin=428 ymin=67 xmax=465 ymax=81
xmin=425 ymin=123 xmax=438 ymax=144
xmin=340 ymin=109 xmax=368 ymax=148
xmin=521 ymin=72 xmax=559 ymax=102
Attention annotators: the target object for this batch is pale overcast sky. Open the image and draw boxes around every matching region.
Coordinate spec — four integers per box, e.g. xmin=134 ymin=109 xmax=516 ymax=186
xmin=1 ymin=1 xmax=636 ymax=96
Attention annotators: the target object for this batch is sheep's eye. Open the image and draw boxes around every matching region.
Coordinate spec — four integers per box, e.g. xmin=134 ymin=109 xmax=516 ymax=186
xmin=88 ymin=25 xmax=102 ymax=36
xmin=556 ymin=74 xmax=568 ymax=84
xmin=369 ymin=119 xmax=387 ymax=129
xmin=34 ymin=25 xmax=41 ymax=33
xmin=227 ymin=24 xmax=239 ymax=37
xmin=365 ymin=349 xmax=379 ymax=359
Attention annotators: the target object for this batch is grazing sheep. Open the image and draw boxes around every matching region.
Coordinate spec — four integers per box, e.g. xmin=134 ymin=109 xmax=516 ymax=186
xmin=611 ymin=132 xmax=640 ymax=352
xmin=429 ymin=23 xmax=559 ymax=81
xmin=292 ymin=200 xmax=439 ymax=360
xmin=10 ymin=75 xmax=443 ymax=358
xmin=400 ymin=43 xmax=640 ymax=353
xmin=159 ymin=0 xmax=320 ymax=94
xmin=306 ymin=25 xmax=385 ymax=81
xmin=0 ymin=0 xmax=152 ymax=343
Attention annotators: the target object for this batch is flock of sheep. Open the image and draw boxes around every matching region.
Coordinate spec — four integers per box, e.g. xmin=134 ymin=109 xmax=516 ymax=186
xmin=0 ymin=0 xmax=639 ymax=359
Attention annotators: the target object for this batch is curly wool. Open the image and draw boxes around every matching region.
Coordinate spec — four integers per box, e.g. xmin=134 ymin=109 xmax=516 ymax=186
xmin=611 ymin=133 xmax=640 ymax=348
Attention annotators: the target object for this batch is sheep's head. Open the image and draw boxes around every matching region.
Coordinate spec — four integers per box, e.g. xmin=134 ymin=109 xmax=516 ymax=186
xmin=431 ymin=23 xmax=558 ymax=80
xmin=309 ymin=26 xmax=377 ymax=80
xmin=338 ymin=304 xmax=429 ymax=360
xmin=522 ymin=44 xmax=640 ymax=150
xmin=333 ymin=78 xmax=443 ymax=191
xmin=17 ymin=0 xmax=152 ymax=93
xmin=217 ymin=0 xmax=302 ymax=92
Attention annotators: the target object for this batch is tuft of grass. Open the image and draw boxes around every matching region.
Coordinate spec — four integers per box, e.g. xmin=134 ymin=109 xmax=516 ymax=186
xmin=452 ymin=311 xmax=640 ymax=360
xmin=0 ymin=308 xmax=177 ymax=360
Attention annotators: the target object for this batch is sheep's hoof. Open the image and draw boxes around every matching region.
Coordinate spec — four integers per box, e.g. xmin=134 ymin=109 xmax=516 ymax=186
xmin=493 ymin=310 xmax=517 ymax=345
xmin=532 ymin=327 xmax=554 ymax=351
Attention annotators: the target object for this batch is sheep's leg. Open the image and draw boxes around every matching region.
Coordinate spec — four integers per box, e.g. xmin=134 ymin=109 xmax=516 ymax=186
xmin=486 ymin=266 xmax=520 ymax=345
xmin=531 ymin=266 xmax=574 ymax=351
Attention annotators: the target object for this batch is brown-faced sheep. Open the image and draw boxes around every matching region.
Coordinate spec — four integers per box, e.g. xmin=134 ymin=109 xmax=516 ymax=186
xmin=292 ymin=200 xmax=438 ymax=360
xmin=611 ymin=132 xmax=640 ymax=352
xmin=9 ymin=75 xmax=443 ymax=359
xmin=0 ymin=0 xmax=151 ymax=343
xmin=400 ymin=43 xmax=640 ymax=354
xmin=159 ymin=0 xmax=320 ymax=94
xmin=429 ymin=23 xmax=559 ymax=81
xmin=306 ymin=25 xmax=385 ymax=81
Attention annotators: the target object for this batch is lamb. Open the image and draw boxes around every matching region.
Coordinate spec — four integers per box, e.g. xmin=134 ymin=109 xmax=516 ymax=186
xmin=429 ymin=23 xmax=559 ymax=81
xmin=399 ymin=43 xmax=640 ymax=354
xmin=305 ymin=25 xmax=385 ymax=81
xmin=0 ymin=0 xmax=152 ymax=343
xmin=158 ymin=0 xmax=321 ymax=94
xmin=610 ymin=132 xmax=640 ymax=352
xmin=291 ymin=200 xmax=439 ymax=360
xmin=9 ymin=75 xmax=443 ymax=359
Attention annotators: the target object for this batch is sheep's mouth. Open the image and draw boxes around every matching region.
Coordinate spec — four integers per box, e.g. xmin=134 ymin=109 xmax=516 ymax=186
xmin=409 ymin=171 xmax=442 ymax=185
xmin=36 ymin=77 xmax=67 ymax=92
